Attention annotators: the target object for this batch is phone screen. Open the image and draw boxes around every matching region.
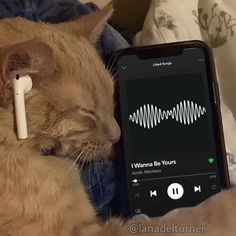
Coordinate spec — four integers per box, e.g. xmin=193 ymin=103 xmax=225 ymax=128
xmin=116 ymin=44 xmax=228 ymax=217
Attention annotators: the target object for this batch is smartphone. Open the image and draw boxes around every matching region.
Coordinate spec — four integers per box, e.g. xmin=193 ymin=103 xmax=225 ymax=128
xmin=111 ymin=41 xmax=230 ymax=217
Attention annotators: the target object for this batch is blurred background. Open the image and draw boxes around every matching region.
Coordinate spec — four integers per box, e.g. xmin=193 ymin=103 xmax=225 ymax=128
xmin=81 ymin=0 xmax=152 ymax=33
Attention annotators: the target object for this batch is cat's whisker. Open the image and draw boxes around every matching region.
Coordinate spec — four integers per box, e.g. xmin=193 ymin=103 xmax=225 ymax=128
xmin=71 ymin=150 xmax=85 ymax=182
xmin=107 ymin=49 xmax=123 ymax=73
xmin=69 ymin=148 xmax=87 ymax=188
xmin=78 ymin=148 xmax=90 ymax=180
xmin=73 ymin=146 xmax=87 ymax=182
xmin=61 ymin=145 xmax=83 ymax=164
xmin=61 ymin=144 xmax=85 ymax=163
xmin=88 ymin=153 xmax=95 ymax=202
xmin=72 ymin=148 xmax=86 ymax=170
xmin=107 ymin=50 xmax=118 ymax=71
xmin=62 ymin=147 xmax=86 ymax=181
xmin=72 ymin=164 xmax=81 ymax=183
xmin=79 ymin=150 xmax=94 ymax=196
xmin=93 ymin=149 xmax=103 ymax=201
xmin=107 ymin=66 xmax=118 ymax=80
xmin=78 ymin=147 xmax=88 ymax=171
xmin=110 ymin=51 xmax=123 ymax=71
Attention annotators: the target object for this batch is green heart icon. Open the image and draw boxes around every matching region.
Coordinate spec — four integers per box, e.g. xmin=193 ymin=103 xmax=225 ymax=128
xmin=208 ymin=157 xmax=215 ymax=164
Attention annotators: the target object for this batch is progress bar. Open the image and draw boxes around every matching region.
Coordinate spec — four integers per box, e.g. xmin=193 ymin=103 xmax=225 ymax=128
xmin=132 ymin=172 xmax=216 ymax=183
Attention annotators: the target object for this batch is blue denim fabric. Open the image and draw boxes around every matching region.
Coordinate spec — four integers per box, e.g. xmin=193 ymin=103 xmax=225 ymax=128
xmin=0 ymin=0 xmax=129 ymax=218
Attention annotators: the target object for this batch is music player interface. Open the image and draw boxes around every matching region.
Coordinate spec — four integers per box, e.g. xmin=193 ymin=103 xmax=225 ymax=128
xmin=117 ymin=48 xmax=221 ymax=217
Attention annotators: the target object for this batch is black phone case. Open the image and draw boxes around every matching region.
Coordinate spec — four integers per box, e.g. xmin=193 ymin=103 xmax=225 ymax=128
xmin=110 ymin=40 xmax=230 ymax=218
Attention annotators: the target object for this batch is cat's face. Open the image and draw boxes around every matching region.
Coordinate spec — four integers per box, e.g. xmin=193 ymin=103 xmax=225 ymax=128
xmin=0 ymin=5 xmax=121 ymax=161
xmin=26 ymin=42 xmax=120 ymax=161
xmin=26 ymin=39 xmax=120 ymax=161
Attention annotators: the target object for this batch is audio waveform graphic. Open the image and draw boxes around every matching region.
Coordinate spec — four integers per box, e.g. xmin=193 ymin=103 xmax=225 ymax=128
xmin=129 ymin=100 xmax=206 ymax=129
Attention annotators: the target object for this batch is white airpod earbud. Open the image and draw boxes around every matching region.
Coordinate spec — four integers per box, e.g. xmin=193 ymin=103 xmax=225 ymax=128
xmin=13 ymin=74 xmax=33 ymax=139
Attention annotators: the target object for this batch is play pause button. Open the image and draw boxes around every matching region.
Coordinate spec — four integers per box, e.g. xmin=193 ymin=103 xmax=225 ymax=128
xmin=167 ymin=183 xmax=184 ymax=200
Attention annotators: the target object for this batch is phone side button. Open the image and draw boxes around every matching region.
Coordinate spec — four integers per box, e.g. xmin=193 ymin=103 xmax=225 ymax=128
xmin=212 ymin=82 xmax=220 ymax=105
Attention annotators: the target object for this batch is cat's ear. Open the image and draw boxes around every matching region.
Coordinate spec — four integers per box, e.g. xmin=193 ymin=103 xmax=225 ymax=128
xmin=0 ymin=40 xmax=54 ymax=107
xmin=56 ymin=4 xmax=113 ymax=43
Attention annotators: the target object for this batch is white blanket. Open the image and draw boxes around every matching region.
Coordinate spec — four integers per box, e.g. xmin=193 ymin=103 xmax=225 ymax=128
xmin=134 ymin=0 xmax=236 ymax=184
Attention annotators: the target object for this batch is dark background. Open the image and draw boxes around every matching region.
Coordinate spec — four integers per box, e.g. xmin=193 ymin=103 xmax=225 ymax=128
xmin=127 ymin=73 xmax=211 ymax=159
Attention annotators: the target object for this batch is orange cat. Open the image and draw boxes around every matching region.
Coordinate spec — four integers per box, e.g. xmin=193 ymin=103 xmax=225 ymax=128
xmin=0 ymin=5 xmax=119 ymax=236
xmin=0 ymin=4 xmax=235 ymax=236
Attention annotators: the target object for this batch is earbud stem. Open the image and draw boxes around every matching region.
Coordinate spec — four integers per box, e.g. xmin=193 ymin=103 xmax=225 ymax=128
xmin=14 ymin=89 xmax=28 ymax=139
xmin=13 ymin=75 xmax=32 ymax=140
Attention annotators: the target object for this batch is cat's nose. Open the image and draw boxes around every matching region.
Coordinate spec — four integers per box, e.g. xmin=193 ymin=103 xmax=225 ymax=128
xmin=108 ymin=134 xmax=120 ymax=144
xmin=107 ymin=118 xmax=121 ymax=144
xmin=108 ymin=128 xmax=121 ymax=144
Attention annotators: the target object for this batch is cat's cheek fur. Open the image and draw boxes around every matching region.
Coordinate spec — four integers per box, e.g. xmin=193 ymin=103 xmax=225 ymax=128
xmin=0 ymin=145 xmax=99 ymax=235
